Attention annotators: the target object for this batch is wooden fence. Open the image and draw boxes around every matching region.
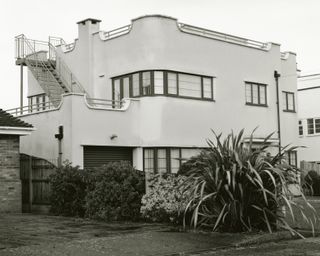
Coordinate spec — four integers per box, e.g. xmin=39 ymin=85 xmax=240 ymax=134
xmin=300 ymin=161 xmax=320 ymax=176
xmin=20 ymin=154 xmax=57 ymax=213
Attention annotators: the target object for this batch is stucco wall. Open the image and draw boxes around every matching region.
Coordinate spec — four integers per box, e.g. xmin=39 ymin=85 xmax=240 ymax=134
xmin=22 ymin=15 xmax=298 ymax=168
xmin=298 ymin=75 xmax=320 ymax=161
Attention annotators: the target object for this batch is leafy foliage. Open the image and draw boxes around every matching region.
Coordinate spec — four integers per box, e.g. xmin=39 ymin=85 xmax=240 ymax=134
xmin=140 ymin=174 xmax=190 ymax=224
xmin=85 ymin=161 xmax=145 ymax=221
xmin=49 ymin=163 xmax=89 ymax=217
xmin=303 ymin=170 xmax=320 ymax=196
xmin=182 ymin=129 xmax=317 ymax=236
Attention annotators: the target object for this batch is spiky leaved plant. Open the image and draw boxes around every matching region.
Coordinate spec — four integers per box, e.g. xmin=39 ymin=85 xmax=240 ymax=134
xmin=181 ymin=129 xmax=317 ymax=237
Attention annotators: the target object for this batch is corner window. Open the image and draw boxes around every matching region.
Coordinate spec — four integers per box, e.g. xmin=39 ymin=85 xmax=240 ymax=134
xmin=283 ymin=91 xmax=295 ymax=112
xmin=298 ymin=120 xmax=303 ymax=136
xmin=245 ymin=82 xmax=267 ymax=106
xmin=112 ymin=70 xmax=214 ymax=101
xmin=307 ymin=118 xmax=320 ymax=135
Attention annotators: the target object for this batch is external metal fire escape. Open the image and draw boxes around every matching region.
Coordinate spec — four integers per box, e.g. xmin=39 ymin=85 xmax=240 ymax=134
xmin=15 ymin=34 xmax=87 ymax=107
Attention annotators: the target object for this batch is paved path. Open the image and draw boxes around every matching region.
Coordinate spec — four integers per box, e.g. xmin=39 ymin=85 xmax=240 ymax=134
xmin=0 ymin=214 xmax=245 ymax=256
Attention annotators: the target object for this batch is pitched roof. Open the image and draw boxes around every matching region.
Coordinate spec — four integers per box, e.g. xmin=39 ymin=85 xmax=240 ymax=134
xmin=0 ymin=109 xmax=33 ymax=128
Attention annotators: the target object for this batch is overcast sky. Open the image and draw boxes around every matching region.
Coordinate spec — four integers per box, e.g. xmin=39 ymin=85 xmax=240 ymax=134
xmin=1 ymin=0 xmax=320 ymax=109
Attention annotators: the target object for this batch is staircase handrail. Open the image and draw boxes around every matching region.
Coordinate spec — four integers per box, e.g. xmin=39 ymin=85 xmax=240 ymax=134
xmin=48 ymin=42 xmax=88 ymax=95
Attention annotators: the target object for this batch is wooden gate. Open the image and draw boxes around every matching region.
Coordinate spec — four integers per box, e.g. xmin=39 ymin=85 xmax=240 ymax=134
xmin=20 ymin=154 xmax=56 ymax=213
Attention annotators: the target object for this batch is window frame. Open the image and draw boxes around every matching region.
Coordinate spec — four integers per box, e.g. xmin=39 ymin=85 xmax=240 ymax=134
xmin=143 ymin=147 xmax=205 ymax=174
xmin=307 ymin=118 xmax=320 ymax=135
xmin=244 ymin=81 xmax=268 ymax=107
xmin=286 ymin=150 xmax=297 ymax=167
xmin=298 ymin=120 xmax=303 ymax=136
xmin=282 ymin=91 xmax=296 ymax=112
xmin=112 ymin=70 xmax=215 ymax=102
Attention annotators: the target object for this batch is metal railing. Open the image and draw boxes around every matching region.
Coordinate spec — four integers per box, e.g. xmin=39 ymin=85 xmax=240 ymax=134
xmin=6 ymin=100 xmax=61 ymax=117
xmin=15 ymin=34 xmax=64 ymax=104
xmin=86 ymin=98 xmax=123 ymax=109
xmin=178 ymin=23 xmax=269 ymax=50
xmin=99 ymin=25 xmax=132 ymax=40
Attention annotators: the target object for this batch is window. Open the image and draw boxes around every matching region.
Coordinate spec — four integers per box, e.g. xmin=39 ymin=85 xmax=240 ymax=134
xmin=167 ymin=72 xmax=178 ymax=95
xmin=307 ymin=118 xmax=320 ymax=135
xmin=154 ymin=71 xmax=164 ymax=94
xmin=286 ymin=151 xmax=297 ymax=167
xmin=142 ymin=71 xmax=152 ymax=95
xmin=132 ymin=73 xmax=140 ymax=97
xmin=283 ymin=91 xmax=295 ymax=112
xmin=112 ymin=70 xmax=214 ymax=101
xmin=245 ymin=82 xmax=267 ymax=106
xmin=178 ymin=73 xmax=201 ymax=98
xmin=298 ymin=120 xmax=303 ymax=136
xmin=143 ymin=148 xmax=203 ymax=174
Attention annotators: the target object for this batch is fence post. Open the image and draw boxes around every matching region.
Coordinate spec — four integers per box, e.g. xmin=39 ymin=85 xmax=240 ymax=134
xmin=29 ymin=156 xmax=33 ymax=212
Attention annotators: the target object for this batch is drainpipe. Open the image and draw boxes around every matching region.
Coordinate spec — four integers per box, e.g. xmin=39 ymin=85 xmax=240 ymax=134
xmin=274 ymin=70 xmax=281 ymax=155
xmin=54 ymin=125 xmax=64 ymax=167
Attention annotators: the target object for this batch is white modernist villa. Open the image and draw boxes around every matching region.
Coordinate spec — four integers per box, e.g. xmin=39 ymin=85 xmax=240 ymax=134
xmin=8 ymin=15 xmax=299 ymax=171
xmin=298 ymin=74 xmax=320 ymax=162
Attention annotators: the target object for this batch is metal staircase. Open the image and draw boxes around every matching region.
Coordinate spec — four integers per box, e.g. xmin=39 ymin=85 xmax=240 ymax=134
xmin=15 ymin=34 xmax=87 ymax=106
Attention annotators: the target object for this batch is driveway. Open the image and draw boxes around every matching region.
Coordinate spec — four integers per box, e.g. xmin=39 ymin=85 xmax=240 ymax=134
xmin=0 ymin=214 xmax=247 ymax=256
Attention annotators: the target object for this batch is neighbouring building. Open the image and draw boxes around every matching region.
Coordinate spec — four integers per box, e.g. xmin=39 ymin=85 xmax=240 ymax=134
xmin=298 ymin=74 xmax=320 ymax=162
xmin=0 ymin=109 xmax=33 ymax=213
xmin=8 ymin=15 xmax=299 ymax=171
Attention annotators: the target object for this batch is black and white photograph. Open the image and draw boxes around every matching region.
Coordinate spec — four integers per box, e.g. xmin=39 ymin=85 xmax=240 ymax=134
xmin=1 ymin=0 xmax=320 ymax=255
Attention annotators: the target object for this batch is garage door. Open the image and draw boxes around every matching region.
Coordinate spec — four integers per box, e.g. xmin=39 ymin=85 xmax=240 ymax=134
xmin=83 ymin=146 xmax=133 ymax=169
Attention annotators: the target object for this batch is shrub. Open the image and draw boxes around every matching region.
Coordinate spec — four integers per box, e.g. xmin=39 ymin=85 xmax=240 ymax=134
xmin=140 ymin=174 xmax=189 ymax=224
xmin=182 ymin=129 xmax=317 ymax=236
xmin=85 ymin=161 xmax=145 ymax=221
xmin=49 ymin=163 xmax=89 ymax=217
xmin=304 ymin=170 xmax=320 ymax=196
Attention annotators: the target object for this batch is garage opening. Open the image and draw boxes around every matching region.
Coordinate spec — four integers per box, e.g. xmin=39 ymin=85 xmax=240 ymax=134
xmin=83 ymin=146 xmax=133 ymax=169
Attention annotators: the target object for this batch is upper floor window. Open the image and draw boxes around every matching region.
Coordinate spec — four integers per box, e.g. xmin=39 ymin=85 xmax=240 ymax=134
xmin=307 ymin=118 xmax=320 ymax=135
xmin=245 ymin=82 xmax=267 ymax=106
xmin=282 ymin=91 xmax=295 ymax=112
xmin=298 ymin=120 xmax=303 ymax=136
xmin=112 ymin=70 xmax=214 ymax=101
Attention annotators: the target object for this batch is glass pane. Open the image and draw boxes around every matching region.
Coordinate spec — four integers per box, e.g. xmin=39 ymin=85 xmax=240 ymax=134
xmin=315 ymin=119 xmax=320 ymax=133
xmin=170 ymin=149 xmax=180 ymax=174
xmin=259 ymin=85 xmax=266 ymax=105
xmin=179 ymin=74 xmax=201 ymax=98
xmin=282 ymin=92 xmax=287 ymax=110
xmin=123 ymin=77 xmax=130 ymax=98
xmin=290 ymin=152 xmax=296 ymax=166
xmin=287 ymin=93 xmax=294 ymax=110
xmin=245 ymin=83 xmax=252 ymax=103
xmin=299 ymin=120 xmax=303 ymax=136
xmin=142 ymin=72 xmax=152 ymax=95
xmin=203 ymin=77 xmax=212 ymax=99
xmin=181 ymin=148 xmax=201 ymax=164
xmin=132 ymin=73 xmax=140 ymax=97
xmin=144 ymin=149 xmax=154 ymax=173
xmin=252 ymin=84 xmax=258 ymax=104
xmin=307 ymin=118 xmax=314 ymax=134
xmin=113 ymin=79 xmax=121 ymax=101
xmin=157 ymin=149 xmax=167 ymax=174
xmin=168 ymin=72 xmax=177 ymax=95
xmin=154 ymin=71 xmax=164 ymax=94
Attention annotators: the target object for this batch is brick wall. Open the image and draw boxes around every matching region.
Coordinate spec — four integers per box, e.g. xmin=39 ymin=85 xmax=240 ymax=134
xmin=0 ymin=135 xmax=21 ymax=213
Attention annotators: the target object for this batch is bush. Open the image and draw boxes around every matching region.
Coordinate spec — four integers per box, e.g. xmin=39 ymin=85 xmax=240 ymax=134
xmin=49 ymin=163 xmax=89 ymax=217
xmin=85 ymin=162 xmax=145 ymax=221
xmin=182 ymin=129 xmax=317 ymax=236
xmin=140 ymin=174 xmax=189 ymax=224
xmin=304 ymin=170 xmax=320 ymax=196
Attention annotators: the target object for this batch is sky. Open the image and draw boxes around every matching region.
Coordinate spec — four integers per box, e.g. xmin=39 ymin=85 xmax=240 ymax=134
xmin=1 ymin=0 xmax=320 ymax=109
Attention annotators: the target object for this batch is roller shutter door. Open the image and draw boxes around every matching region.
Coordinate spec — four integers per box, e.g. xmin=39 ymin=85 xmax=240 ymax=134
xmin=83 ymin=146 xmax=133 ymax=169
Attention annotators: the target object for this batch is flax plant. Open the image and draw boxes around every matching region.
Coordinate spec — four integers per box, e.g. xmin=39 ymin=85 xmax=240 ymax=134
xmin=182 ymin=129 xmax=317 ymax=237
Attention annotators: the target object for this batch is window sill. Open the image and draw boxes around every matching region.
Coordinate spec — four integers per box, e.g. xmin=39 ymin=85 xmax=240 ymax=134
xmin=245 ymin=103 xmax=268 ymax=108
xmin=283 ymin=110 xmax=296 ymax=113
xmin=306 ymin=133 xmax=320 ymax=137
